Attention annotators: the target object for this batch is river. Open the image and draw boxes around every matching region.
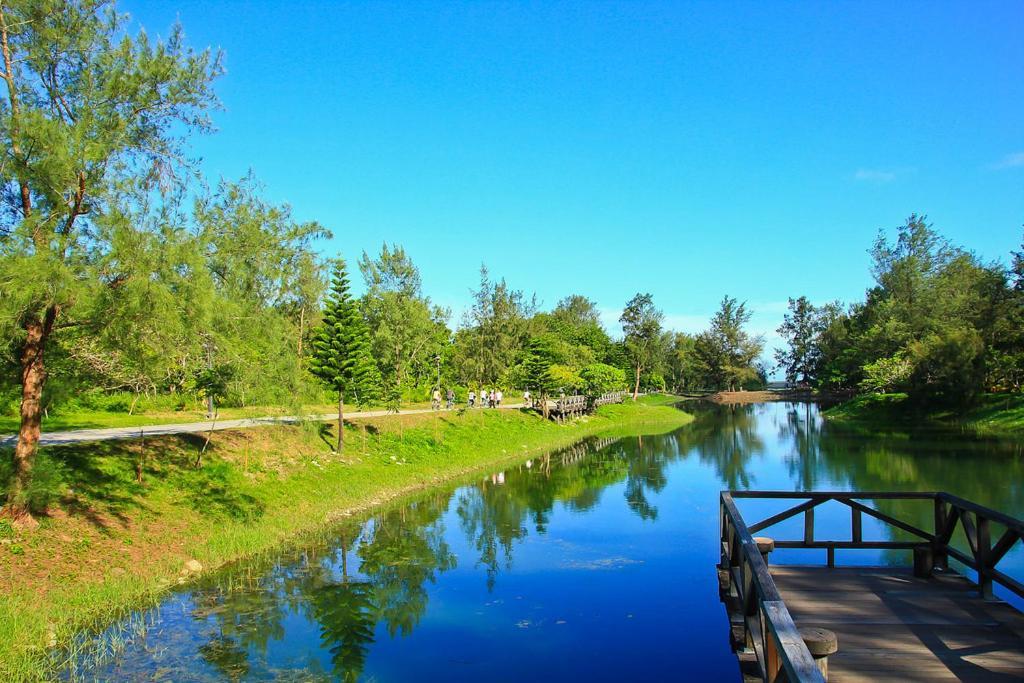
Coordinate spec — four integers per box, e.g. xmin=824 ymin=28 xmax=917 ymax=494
xmin=71 ymin=400 xmax=1023 ymax=681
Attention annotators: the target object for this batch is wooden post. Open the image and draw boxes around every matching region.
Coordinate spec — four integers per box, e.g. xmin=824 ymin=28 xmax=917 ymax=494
xmin=754 ymin=536 xmax=775 ymax=565
xmin=852 ymin=508 xmax=862 ymax=544
xmin=913 ymin=545 xmax=934 ymax=578
xmin=977 ymin=515 xmax=993 ymax=600
xmin=933 ymin=498 xmax=949 ymax=570
xmin=800 ymin=627 xmax=838 ymax=681
xmin=804 ymin=507 xmax=815 ymax=544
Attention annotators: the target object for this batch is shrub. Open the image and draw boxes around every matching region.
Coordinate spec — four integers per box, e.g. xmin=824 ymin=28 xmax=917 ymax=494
xmin=580 ymin=363 xmax=626 ymax=396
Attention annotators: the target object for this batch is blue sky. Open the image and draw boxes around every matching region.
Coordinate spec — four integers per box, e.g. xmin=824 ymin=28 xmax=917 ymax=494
xmin=124 ymin=0 xmax=1023 ymax=360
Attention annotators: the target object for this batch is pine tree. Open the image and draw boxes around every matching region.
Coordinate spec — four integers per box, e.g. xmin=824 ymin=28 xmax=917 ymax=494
xmin=310 ymin=260 xmax=374 ymax=453
xmin=523 ymin=337 xmax=557 ymax=419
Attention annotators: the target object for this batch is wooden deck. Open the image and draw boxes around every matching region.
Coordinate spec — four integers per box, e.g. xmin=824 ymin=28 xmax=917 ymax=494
xmin=718 ymin=491 xmax=1024 ymax=682
xmin=771 ymin=565 xmax=1024 ymax=681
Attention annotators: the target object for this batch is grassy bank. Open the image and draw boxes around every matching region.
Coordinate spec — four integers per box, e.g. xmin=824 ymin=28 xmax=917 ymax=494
xmin=0 ymin=396 xmax=690 ymax=681
xmin=823 ymin=392 xmax=1024 ymax=436
xmin=0 ymin=400 xmax=443 ymax=434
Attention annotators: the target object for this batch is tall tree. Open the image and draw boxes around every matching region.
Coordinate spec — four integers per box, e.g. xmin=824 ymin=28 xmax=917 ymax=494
xmin=309 ymin=260 xmax=375 ymax=453
xmin=0 ymin=0 xmax=221 ymax=520
xmin=619 ymin=293 xmax=664 ymax=400
xmin=523 ymin=337 xmax=557 ymax=418
xmin=700 ymin=296 xmax=764 ymax=391
xmin=453 ymin=265 xmax=533 ymax=386
xmin=359 ymin=244 xmax=448 ymax=405
xmin=774 ymin=296 xmax=839 ymax=385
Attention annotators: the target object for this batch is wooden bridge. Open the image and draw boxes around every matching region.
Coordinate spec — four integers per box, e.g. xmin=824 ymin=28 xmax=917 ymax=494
xmin=545 ymin=391 xmax=626 ymax=422
xmin=718 ymin=491 xmax=1024 ymax=681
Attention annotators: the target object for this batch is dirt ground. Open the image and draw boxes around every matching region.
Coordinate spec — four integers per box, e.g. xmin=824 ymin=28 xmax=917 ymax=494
xmin=703 ymin=389 xmax=820 ymax=404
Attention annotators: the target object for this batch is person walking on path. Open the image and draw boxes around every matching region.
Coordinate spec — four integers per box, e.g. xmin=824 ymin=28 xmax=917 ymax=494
xmin=523 ymin=390 xmax=531 ymax=408
xmin=446 ymin=388 xmax=455 ymax=410
xmin=432 ymin=388 xmax=441 ymax=411
xmin=468 ymin=390 xmax=476 ymax=408
xmin=495 ymin=389 xmax=503 ymax=407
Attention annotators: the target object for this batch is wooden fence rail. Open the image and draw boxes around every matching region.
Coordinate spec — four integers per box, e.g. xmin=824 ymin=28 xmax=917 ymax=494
xmin=730 ymin=490 xmax=1024 ymax=600
xmin=545 ymin=391 xmax=627 ymax=422
xmin=720 ymin=492 xmax=825 ymax=682
xmin=720 ymin=490 xmax=1024 ymax=682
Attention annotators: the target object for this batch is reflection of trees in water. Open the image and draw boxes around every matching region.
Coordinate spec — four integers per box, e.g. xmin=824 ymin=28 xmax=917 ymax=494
xmin=455 ymin=434 xmax=681 ymax=587
xmin=677 ymin=403 xmax=765 ymax=489
xmin=310 ymin=577 xmax=376 ymax=683
xmin=116 ymin=401 xmax=1024 ymax=681
xmin=812 ymin=419 xmax=1024 ymax=562
xmin=358 ymin=494 xmax=457 ymax=637
xmin=457 ymin=482 xmax=529 ymax=591
xmin=777 ymin=402 xmax=826 ymax=490
xmin=186 ymin=493 xmax=456 ymax=682
xmin=624 ymin=434 xmax=671 ymax=520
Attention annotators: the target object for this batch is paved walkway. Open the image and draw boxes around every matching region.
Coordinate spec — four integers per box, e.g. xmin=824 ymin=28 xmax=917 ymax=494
xmin=0 ymin=403 xmax=526 ymax=448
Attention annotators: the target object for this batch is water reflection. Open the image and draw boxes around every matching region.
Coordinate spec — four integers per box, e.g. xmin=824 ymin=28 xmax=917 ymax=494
xmin=76 ymin=401 xmax=1023 ymax=682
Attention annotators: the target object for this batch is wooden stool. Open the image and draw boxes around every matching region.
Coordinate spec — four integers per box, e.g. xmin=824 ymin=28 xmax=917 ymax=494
xmin=913 ymin=545 xmax=934 ymax=578
xmin=753 ymin=536 xmax=775 ymax=564
xmin=800 ymin=627 xmax=838 ymax=680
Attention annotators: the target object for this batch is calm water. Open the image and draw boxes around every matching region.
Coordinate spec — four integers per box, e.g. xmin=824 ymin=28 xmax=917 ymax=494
xmin=73 ymin=401 xmax=1023 ymax=682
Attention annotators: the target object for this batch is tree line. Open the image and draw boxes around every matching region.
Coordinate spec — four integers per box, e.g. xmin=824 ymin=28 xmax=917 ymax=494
xmin=0 ymin=2 xmax=765 ymax=517
xmin=775 ymin=215 xmax=1024 ymax=405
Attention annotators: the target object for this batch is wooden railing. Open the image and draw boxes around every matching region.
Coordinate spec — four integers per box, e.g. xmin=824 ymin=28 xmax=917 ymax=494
xmin=720 ymin=490 xmax=1023 ymax=682
xmin=720 ymin=492 xmax=826 ymax=683
xmin=592 ymin=391 xmax=626 ymax=408
xmin=729 ymin=491 xmax=1024 ymax=601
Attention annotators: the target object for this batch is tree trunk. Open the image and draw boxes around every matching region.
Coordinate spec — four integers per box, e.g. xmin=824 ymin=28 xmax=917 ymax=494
xmin=337 ymin=389 xmax=344 ymax=454
xmin=632 ymin=363 xmax=641 ymax=401
xmin=8 ymin=307 xmax=57 ymax=521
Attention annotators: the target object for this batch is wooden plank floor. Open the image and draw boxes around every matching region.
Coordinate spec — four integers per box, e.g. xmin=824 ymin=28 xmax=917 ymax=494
xmin=770 ymin=566 xmax=1024 ymax=682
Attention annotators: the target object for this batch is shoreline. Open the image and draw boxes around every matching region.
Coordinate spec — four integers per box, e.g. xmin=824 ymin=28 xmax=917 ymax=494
xmin=822 ymin=392 xmax=1024 ymax=437
xmin=1 ymin=397 xmax=692 ymax=681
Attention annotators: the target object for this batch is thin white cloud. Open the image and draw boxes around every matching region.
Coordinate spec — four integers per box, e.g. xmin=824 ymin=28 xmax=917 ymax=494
xmin=853 ymin=168 xmax=897 ymax=183
xmin=990 ymin=152 xmax=1024 ymax=170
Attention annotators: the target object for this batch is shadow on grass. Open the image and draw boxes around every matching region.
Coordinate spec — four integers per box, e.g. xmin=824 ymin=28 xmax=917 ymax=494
xmin=2 ymin=433 xmax=267 ymax=529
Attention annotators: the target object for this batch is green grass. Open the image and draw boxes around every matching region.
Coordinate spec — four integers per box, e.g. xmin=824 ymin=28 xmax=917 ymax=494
xmin=823 ymin=392 xmax=1024 ymax=435
xmin=0 ymin=395 xmax=690 ymax=681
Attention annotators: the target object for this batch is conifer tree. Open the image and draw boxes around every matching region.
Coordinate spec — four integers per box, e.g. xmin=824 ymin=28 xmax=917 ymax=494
xmin=310 ymin=260 xmax=375 ymax=453
xmin=523 ymin=337 xmax=557 ymax=419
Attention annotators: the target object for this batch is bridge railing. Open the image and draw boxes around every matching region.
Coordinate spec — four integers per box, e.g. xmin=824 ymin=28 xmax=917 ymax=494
xmin=729 ymin=491 xmax=1024 ymax=601
xmin=720 ymin=490 xmax=1024 ymax=682
xmin=720 ymin=492 xmax=825 ymax=682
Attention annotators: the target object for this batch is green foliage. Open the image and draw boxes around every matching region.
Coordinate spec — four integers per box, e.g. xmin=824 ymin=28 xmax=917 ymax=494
xmin=309 ymin=260 xmax=377 ymax=399
xmin=858 ymin=355 xmax=913 ymax=394
xmin=775 ymin=297 xmax=840 ymax=385
xmin=452 ymin=265 xmax=534 ymax=386
xmin=522 ymin=337 xmax=557 ymax=397
xmin=549 ymin=364 xmax=584 ymax=392
xmin=620 ymin=293 xmax=665 ymax=395
xmin=193 ymin=364 xmax=235 ymax=414
xmin=690 ymin=296 xmax=764 ymax=391
xmin=906 ymin=328 xmax=985 ymax=405
xmin=579 ymin=363 xmax=626 ymax=396
xmin=359 ymin=244 xmax=450 ymax=405
xmin=800 ymin=217 xmax=1024 ymax=406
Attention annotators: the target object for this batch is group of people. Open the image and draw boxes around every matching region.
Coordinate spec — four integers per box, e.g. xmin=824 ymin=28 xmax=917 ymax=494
xmin=431 ymin=387 xmax=506 ymax=410
xmin=468 ymin=388 xmax=503 ymax=408
xmin=431 ymin=388 xmax=456 ymax=410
